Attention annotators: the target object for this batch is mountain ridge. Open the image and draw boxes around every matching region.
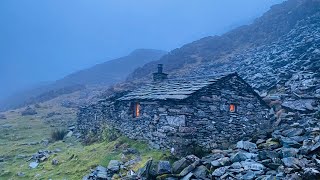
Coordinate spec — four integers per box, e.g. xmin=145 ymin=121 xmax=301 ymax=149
xmin=0 ymin=49 xmax=166 ymax=111
xmin=128 ymin=0 xmax=320 ymax=82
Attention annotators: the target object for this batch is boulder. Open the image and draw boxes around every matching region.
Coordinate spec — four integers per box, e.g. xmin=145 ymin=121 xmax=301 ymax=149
xmin=242 ymin=170 xmax=256 ymax=180
xmin=280 ymin=137 xmax=301 ymax=148
xmin=29 ymin=162 xmax=39 ymax=169
xmin=281 ymin=157 xmax=304 ymax=168
xmin=17 ymin=172 xmax=25 ymax=177
xmin=172 ymin=158 xmax=190 ymax=174
xmin=51 ymin=159 xmax=59 ymax=165
xmin=192 ymin=165 xmax=208 ymax=179
xmin=157 ymin=161 xmax=171 ymax=175
xmin=180 ymin=172 xmax=193 ymax=180
xmin=96 ymin=166 xmax=108 ymax=179
xmin=281 ymin=148 xmax=299 ymax=158
xmin=179 ymin=160 xmax=199 ymax=177
xmin=258 ymin=139 xmax=280 ymax=150
xmin=282 ymin=128 xmax=305 ymax=137
xmin=212 ymin=166 xmax=229 ymax=177
xmin=241 ymin=160 xmax=265 ymax=171
xmin=211 ymin=157 xmax=230 ymax=167
xmin=303 ymin=168 xmax=320 ymax=179
xmin=258 ymin=150 xmax=279 ymax=160
xmin=236 ymin=140 xmax=257 ymax=152
xmin=231 ymin=152 xmax=257 ymax=163
xmin=137 ymin=159 xmax=153 ymax=179
xmin=108 ymin=160 xmax=121 ymax=172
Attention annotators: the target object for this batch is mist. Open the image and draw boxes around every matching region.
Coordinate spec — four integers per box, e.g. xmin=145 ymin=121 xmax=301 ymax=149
xmin=0 ymin=0 xmax=285 ymax=100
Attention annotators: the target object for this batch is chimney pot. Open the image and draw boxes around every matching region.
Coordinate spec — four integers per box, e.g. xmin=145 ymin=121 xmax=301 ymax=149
xmin=158 ymin=64 xmax=163 ymax=73
xmin=153 ymin=64 xmax=168 ymax=82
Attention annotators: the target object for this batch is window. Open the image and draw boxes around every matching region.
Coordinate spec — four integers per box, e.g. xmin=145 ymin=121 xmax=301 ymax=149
xmin=133 ymin=102 xmax=140 ymax=118
xmin=230 ymin=104 xmax=236 ymax=113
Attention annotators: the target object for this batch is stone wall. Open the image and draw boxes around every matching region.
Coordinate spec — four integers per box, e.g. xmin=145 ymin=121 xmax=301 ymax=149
xmin=77 ymin=76 xmax=271 ymax=152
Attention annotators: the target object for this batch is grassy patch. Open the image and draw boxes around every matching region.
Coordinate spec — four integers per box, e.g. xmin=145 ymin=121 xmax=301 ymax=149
xmin=0 ymin=102 xmax=166 ymax=179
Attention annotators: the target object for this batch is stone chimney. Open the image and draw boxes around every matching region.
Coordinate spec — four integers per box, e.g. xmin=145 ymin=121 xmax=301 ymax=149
xmin=153 ymin=64 xmax=168 ymax=82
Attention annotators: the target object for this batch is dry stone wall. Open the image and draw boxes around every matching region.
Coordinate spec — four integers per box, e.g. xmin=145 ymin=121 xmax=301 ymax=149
xmin=77 ymin=76 xmax=271 ymax=152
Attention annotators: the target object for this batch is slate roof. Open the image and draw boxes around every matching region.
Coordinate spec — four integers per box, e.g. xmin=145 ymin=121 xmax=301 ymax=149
xmin=118 ymin=72 xmax=237 ymax=101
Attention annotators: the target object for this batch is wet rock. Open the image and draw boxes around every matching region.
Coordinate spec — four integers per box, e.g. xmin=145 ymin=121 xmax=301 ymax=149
xmin=280 ymin=137 xmax=301 ymax=148
xmin=242 ymin=170 xmax=256 ymax=180
xmin=281 ymin=157 xmax=304 ymax=168
xmin=137 ymin=159 xmax=152 ymax=179
xmin=256 ymin=139 xmax=266 ymax=145
xmin=309 ymin=140 xmax=320 ymax=154
xmin=303 ymin=168 xmax=320 ymax=179
xmin=231 ymin=152 xmax=257 ymax=163
xmin=281 ymin=148 xmax=299 ymax=158
xmin=258 ymin=138 xmax=280 ymax=150
xmin=230 ymin=162 xmax=242 ymax=169
xmin=180 ymin=172 xmax=193 ymax=180
xmin=211 ymin=157 xmax=231 ymax=167
xmin=29 ymin=162 xmax=39 ymax=169
xmin=241 ymin=160 xmax=265 ymax=171
xmin=179 ymin=160 xmax=200 ymax=177
xmin=17 ymin=172 xmax=25 ymax=177
xmin=108 ymin=160 xmax=121 ymax=172
xmin=172 ymin=158 xmax=190 ymax=174
xmin=52 ymin=159 xmax=59 ymax=165
xmin=185 ymin=155 xmax=200 ymax=162
xmin=261 ymin=159 xmax=281 ymax=170
xmin=83 ymin=165 xmax=109 ymax=180
xmin=192 ymin=165 xmax=208 ymax=179
xmin=282 ymin=128 xmax=305 ymax=137
xmin=236 ymin=140 xmax=257 ymax=152
xmin=157 ymin=161 xmax=171 ymax=175
xmin=212 ymin=166 xmax=229 ymax=177
xmin=202 ymin=153 xmax=225 ymax=165
xmin=258 ymin=150 xmax=279 ymax=160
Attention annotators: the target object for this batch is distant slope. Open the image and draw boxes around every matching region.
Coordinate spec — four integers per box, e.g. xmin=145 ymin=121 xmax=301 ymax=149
xmin=128 ymin=0 xmax=320 ymax=82
xmin=55 ymin=49 xmax=166 ymax=87
xmin=0 ymin=49 xmax=166 ymax=111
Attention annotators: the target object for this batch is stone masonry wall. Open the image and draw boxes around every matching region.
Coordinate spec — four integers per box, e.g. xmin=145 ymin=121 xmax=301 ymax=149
xmin=77 ymin=76 xmax=271 ymax=152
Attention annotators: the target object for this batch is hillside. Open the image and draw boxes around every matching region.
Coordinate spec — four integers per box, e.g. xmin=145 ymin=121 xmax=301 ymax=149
xmin=0 ymin=49 xmax=166 ymax=111
xmin=128 ymin=0 xmax=320 ymax=87
xmin=55 ymin=49 xmax=166 ymax=87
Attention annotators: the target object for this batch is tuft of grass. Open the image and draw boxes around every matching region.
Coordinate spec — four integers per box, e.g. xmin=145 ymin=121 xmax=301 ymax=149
xmin=0 ymin=103 xmax=167 ymax=179
xmin=51 ymin=129 xmax=68 ymax=141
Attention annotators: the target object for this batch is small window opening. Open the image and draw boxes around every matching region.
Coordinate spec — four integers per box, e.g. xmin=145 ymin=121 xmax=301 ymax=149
xmin=133 ymin=102 xmax=140 ymax=118
xmin=230 ymin=104 xmax=236 ymax=113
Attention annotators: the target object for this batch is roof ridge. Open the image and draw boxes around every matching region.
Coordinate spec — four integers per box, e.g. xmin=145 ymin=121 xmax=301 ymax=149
xmin=117 ymin=72 xmax=238 ymax=101
xmin=160 ymin=71 xmax=237 ymax=82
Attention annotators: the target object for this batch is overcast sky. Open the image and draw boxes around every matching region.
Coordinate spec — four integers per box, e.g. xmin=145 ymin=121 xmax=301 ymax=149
xmin=0 ymin=0 xmax=285 ymax=99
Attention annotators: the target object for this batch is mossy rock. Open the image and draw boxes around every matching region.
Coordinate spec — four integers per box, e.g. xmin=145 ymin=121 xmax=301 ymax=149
xmin=258 ymin=138 xmax=280 ymax=150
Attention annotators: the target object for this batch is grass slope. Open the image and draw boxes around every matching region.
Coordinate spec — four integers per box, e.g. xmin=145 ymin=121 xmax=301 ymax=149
xmin=0 ymin=101 xmax=167 ymax=179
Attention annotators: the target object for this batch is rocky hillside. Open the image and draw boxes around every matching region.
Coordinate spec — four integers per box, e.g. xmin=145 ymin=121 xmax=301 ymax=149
xmin=0 ymin=49 xmax=166 ymax=111
xmin=84 ymin=110 xmax=320 ymax=179
xmin=128 ymin=0 xmax=320 ymax=94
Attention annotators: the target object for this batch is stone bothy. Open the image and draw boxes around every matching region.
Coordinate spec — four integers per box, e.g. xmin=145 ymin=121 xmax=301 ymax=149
xmin=77 ymin=66 xmax=271 ymax=151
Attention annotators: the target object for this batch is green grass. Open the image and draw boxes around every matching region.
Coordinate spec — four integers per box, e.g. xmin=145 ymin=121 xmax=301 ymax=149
xmin=0 ymin=102 xmax=167 ymax=179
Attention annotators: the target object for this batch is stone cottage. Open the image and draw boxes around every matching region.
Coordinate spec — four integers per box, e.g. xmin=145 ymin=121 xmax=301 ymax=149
xmin=85 ymin=64 xmax=271 ymax=152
